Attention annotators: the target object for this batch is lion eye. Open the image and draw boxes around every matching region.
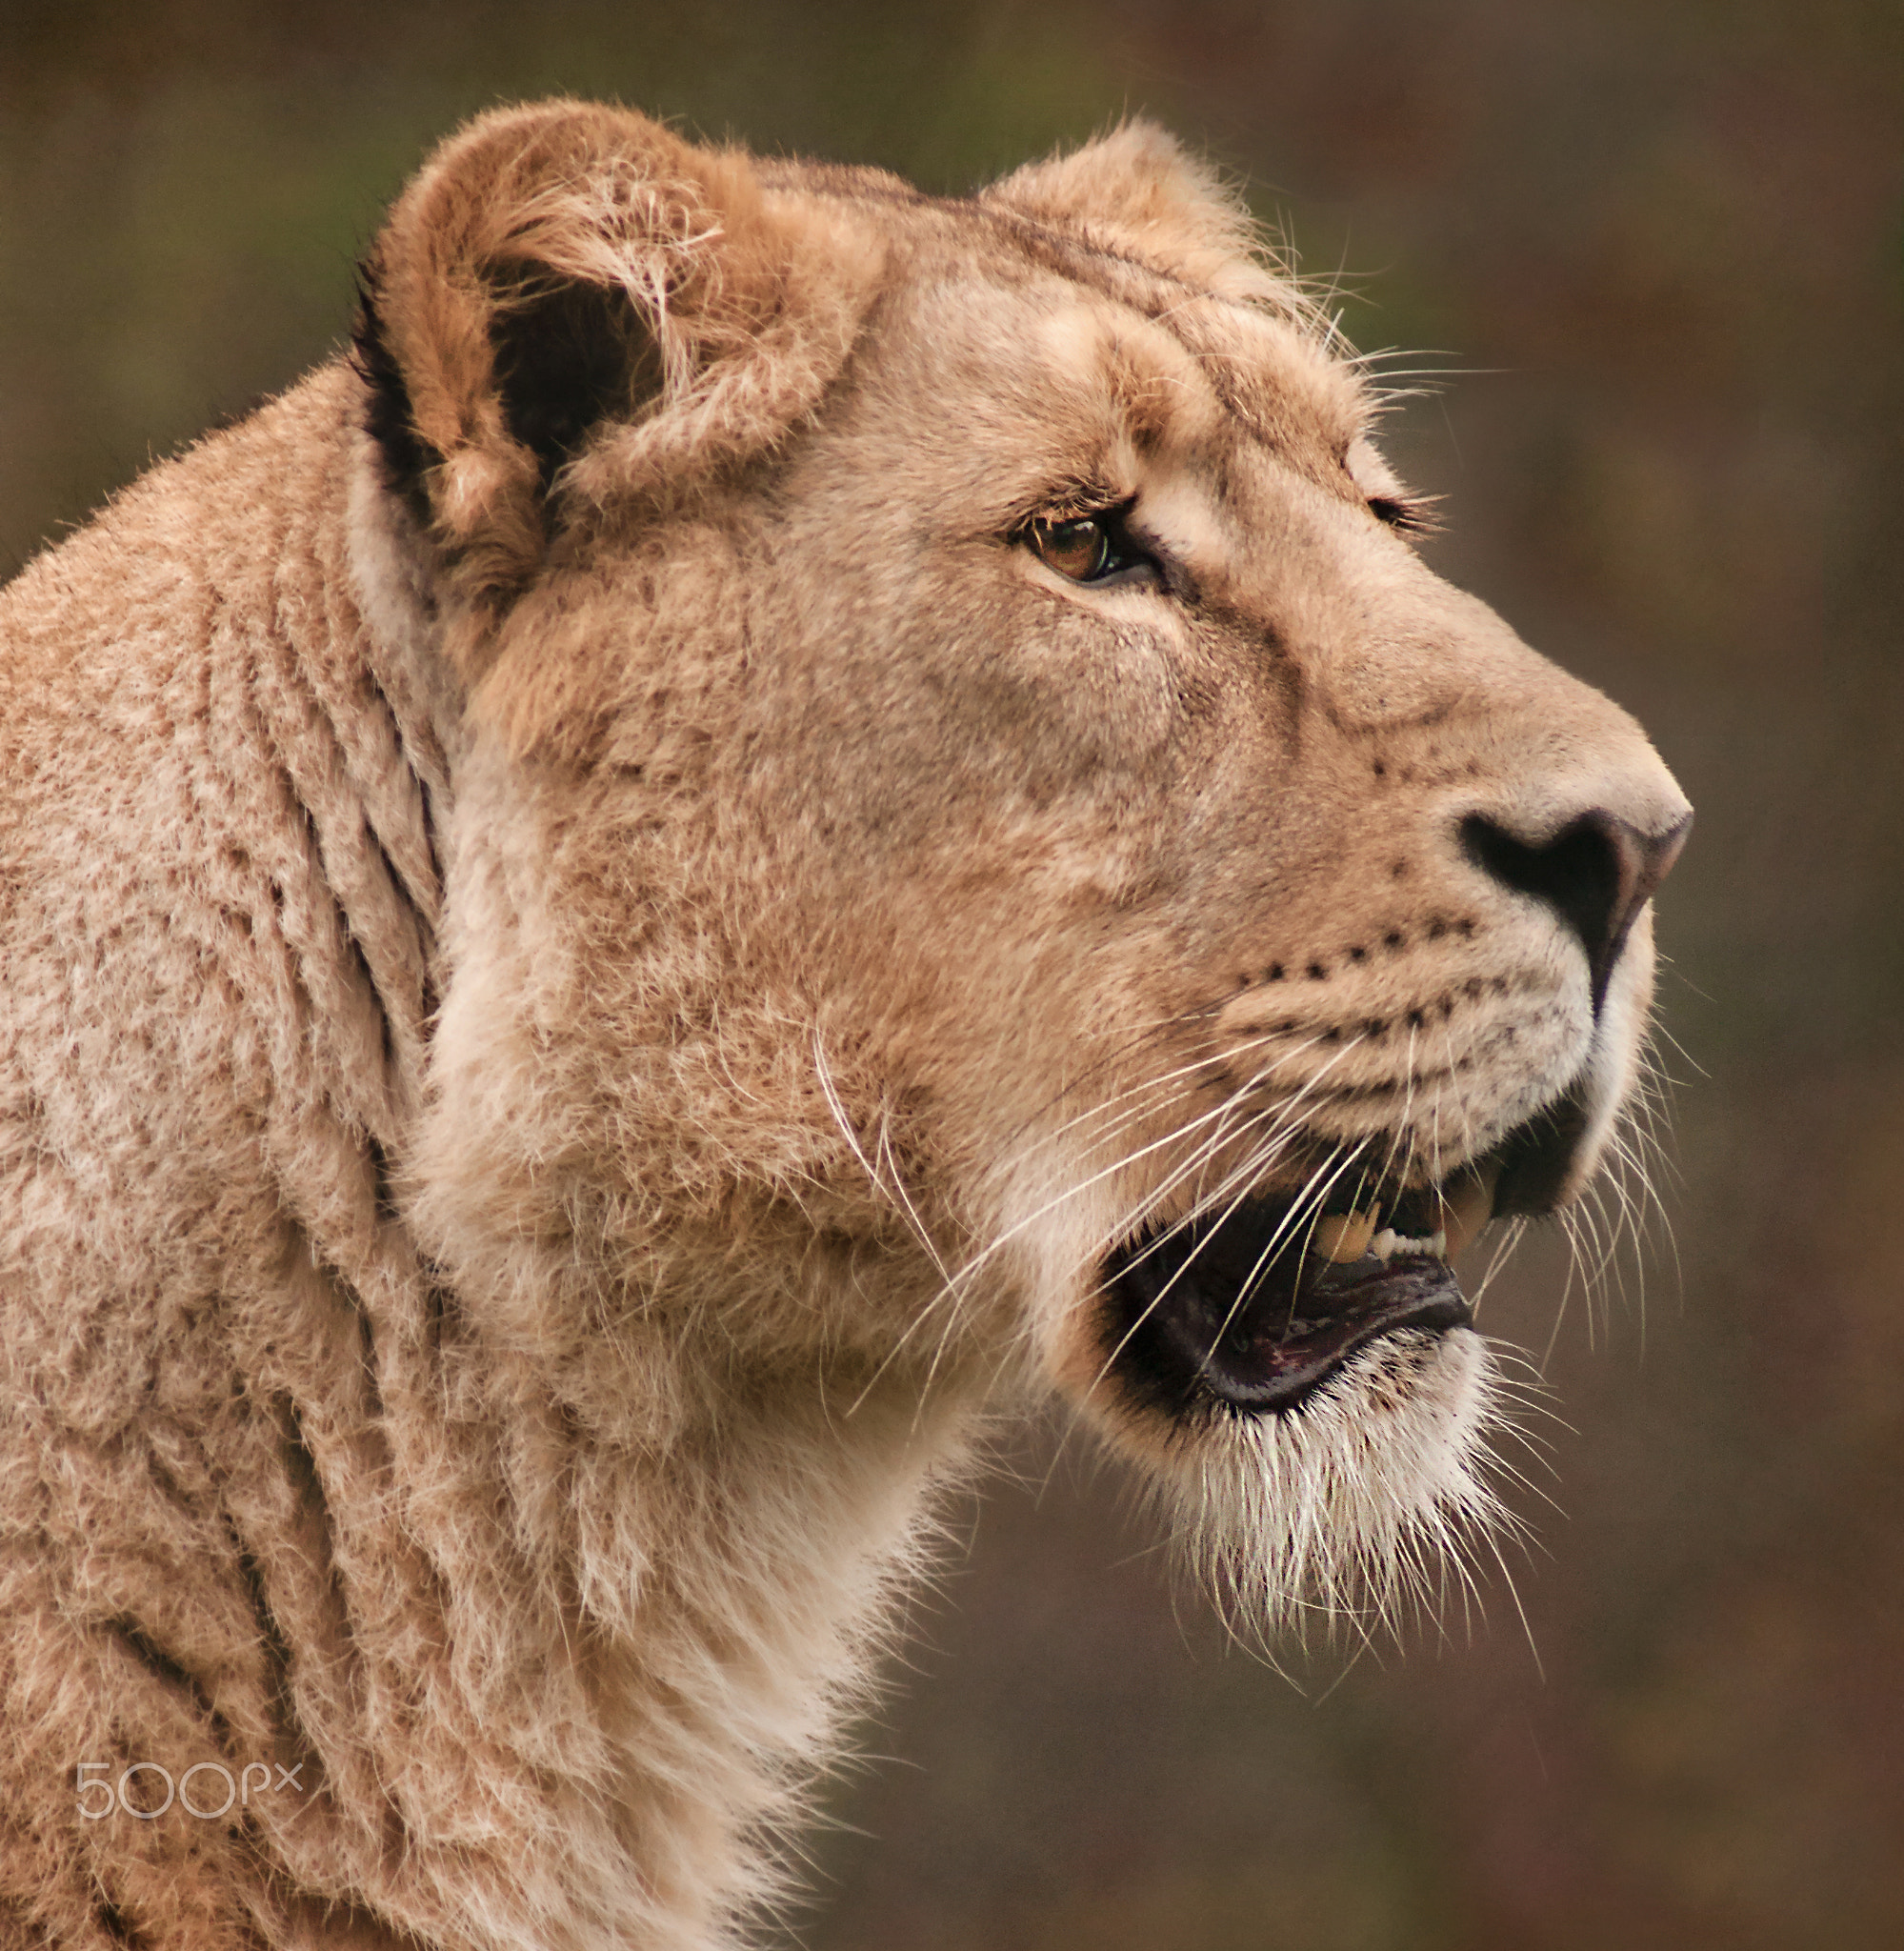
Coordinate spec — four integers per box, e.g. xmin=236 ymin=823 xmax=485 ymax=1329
xmin=1023 ymin=506 xmax=1164 ymax=589
xmin=1028 ymin=515 xmax=1114 ymax=581
xmin=1368 ymin=493 xmax=1435 ymax=535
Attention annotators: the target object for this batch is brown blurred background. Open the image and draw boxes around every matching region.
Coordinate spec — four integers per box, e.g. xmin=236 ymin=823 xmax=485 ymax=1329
xmin=4 ymin=3 xmax=1899 ymax=1945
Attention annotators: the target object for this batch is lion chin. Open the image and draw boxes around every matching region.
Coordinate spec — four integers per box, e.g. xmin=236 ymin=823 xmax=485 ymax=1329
xmin=0 ymin=100 xmax=1687 ymax=1951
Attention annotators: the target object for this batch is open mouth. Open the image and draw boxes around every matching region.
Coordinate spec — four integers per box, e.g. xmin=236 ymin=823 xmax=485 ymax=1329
xmin=1100 ymin=1141 xmax=1524 ymax=1418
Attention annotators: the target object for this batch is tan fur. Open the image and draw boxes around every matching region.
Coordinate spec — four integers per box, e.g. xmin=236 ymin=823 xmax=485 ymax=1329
xmin=0 ymin=104 xmax=1688 ymax=1949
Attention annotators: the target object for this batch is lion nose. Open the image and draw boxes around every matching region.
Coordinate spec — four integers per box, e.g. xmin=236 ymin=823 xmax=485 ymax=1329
xmin=1460 ymin=808 xmax=1692 ymax=1011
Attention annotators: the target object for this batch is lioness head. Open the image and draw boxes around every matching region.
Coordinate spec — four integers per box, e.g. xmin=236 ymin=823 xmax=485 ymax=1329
xmin=357 ymin=103 xmax=1689 ymax=1631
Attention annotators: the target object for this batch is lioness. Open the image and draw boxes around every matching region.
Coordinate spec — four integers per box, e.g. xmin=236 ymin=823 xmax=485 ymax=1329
xmin=0 ymin=102 xmax=1689 ymax=1949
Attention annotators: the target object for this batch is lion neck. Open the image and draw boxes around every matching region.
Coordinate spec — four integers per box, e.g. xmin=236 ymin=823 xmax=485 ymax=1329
xmin=322 ymin=366 xmax=991 ymax=1933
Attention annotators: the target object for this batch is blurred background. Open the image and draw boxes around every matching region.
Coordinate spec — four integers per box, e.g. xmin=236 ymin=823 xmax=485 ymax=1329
xmin=3 ymin=3 xmax=1898 ymax=1945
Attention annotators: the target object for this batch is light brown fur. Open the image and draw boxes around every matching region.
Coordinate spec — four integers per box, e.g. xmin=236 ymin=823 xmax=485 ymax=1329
xmin=0 ymin=104 xmax=1688 ymax=1949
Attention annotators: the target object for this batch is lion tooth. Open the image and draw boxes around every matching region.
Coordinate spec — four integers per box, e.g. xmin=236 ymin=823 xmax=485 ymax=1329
xmin=1433 ymin=1169 xmax=1499 ymax=1260
xmin=1313 ymin=1209 xmax=1378 ymax=1263
xmin=1371 ymin=1227 xmax=1399 ymax=1260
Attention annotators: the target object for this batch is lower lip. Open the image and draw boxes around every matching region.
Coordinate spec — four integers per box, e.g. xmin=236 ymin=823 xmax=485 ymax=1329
xmin=1102 ymin=1213 xmax=1474 ymax=1417
xmin=1147 ymin=1255 xmax=1472 ymax=1413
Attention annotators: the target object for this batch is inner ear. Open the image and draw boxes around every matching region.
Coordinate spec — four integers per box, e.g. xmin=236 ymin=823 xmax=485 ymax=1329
xmin=488 ymin=272 xmax=665 ymax=496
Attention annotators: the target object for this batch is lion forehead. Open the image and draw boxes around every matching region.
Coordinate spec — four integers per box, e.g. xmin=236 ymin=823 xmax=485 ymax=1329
xmin=862 ymin=234 xmax=1370 ymax=474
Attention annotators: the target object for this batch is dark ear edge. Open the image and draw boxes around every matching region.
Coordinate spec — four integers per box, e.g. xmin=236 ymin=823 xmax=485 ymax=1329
xmin=351 ymin=265 xmax=441 ymax=527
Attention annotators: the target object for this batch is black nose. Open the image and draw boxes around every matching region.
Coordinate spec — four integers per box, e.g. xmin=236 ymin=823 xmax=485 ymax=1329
xmin=1461 ymin=809 xmax=1692 ymax=1011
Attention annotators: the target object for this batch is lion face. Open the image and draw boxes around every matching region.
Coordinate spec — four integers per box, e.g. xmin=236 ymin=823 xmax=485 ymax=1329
xmin=368 ymin=106 xmax=1689 ymax=1628
xmin=738 ymin=261 xmax=1687 ymax=1618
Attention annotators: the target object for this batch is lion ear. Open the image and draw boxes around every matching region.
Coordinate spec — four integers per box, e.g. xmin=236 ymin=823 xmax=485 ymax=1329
xmin=355 ymin=100 xmax=873 ymax=601
xmin=983 ymin=121 xmax=1285 ymax=304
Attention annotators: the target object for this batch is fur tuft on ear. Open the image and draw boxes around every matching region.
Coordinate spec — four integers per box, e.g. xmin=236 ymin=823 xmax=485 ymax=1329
xmin=354 ymin=100 xmax=879 ymax=615
xmin=983 ymin=120 xmax=1306 ymax=313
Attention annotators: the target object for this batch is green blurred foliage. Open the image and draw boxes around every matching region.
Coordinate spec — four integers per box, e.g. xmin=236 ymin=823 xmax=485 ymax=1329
xmin=3 ymin=2 xmax=1900 ymax=1945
